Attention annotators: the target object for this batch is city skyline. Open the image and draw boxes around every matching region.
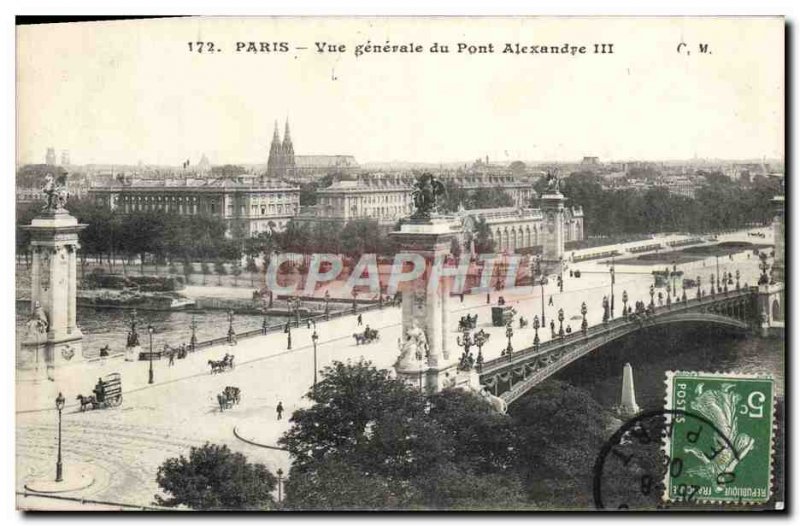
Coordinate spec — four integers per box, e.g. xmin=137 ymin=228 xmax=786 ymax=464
xmin=17 ymin=17 xmax=783 ymax=166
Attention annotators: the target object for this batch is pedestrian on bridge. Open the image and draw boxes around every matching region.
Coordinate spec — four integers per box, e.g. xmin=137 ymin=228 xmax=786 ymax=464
xmin=357 ymin=313 xmax=363 ymax=326
xmin=277 ymin=401 xmax=284 ymax=420
xmin=548 ymin=296 xmax=554 ymax=306
xmin=550 ymin=319 xmax=555 ymax=337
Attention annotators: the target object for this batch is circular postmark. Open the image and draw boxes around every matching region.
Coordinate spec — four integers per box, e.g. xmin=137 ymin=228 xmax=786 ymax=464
xmin=593 ymin=409 xmax=739 ymax=510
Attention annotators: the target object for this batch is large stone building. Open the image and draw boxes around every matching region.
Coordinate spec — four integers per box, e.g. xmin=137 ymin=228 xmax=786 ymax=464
xmin=294 ymin=175 xmax=583 ymax=253
xmin=297 ymin=173 xmax=536 ymax=226
xmin=305 ymin=178 xmax=414 ymax=225
xmin=440 ymin=173 xmax=535 ymax=208
xmin=89 ymin=176 xmax=300 ymax=236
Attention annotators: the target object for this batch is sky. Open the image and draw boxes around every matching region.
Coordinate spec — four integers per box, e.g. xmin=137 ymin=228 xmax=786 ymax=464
xmin=16 ymin=17 xmax=784 ymax=166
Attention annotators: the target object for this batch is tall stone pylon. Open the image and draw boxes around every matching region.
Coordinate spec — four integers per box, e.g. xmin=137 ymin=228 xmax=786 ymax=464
xmin=771 ymin=195 xmax=784 ymax=284
xmin=19 ymin=174 xmax=86 ymax=380
xmin=390 ymin=173 xmax=461 ymax=393
xmin=540 ymin=170 xmax=565 ymax=277
xmin=618 ymin=362 xmax=640 ymax=417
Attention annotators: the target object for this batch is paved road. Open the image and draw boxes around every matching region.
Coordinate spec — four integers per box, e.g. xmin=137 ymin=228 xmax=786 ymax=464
xmin=16 ymin=227 xmax=774 ymax=508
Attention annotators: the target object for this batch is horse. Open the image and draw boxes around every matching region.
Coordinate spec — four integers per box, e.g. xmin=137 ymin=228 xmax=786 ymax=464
xmin=76 ymin=394 xmax=97 ymax=411
xmin=217 ymin=393 xmax=233 ymax=411
xmin=353 ymin=333 xmax=366 ymax=345
xmin=224 ymin=386 xmax=241 ymax=404
xmin=208 ymin=359 xmax=226 ymax=374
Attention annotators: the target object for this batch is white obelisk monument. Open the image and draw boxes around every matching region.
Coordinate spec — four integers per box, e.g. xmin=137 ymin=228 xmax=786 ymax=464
xmin=618 ymin=362 xmax=640 ymax=417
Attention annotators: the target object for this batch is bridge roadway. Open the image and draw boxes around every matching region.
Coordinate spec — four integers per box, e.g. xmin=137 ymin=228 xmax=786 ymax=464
xmin=479 ymin=287 xmax=756 ymax=405
xmin=15 ymin=228 xmax=771 ymax=508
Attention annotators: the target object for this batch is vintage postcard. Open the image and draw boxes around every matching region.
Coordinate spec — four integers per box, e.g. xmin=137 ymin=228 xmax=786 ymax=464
xmin=15 ymin=16 xmax=785 ymax=511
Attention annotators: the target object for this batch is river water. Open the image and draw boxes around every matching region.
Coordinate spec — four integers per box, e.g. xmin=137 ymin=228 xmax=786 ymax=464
xmin=16 ymin=304 xmax=286 ymax=358
xmin=550 ymin=325 xmax=784 ymax=406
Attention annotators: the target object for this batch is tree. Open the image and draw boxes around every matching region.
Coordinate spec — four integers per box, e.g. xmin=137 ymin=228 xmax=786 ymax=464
xmin=280 ymin=360 xmax=527 ymax=510
xmin=215 ymin=259 xmax=227 ymax=286
xmin=231 ymin=260 xmax=242 ymax=287
xmin=509 ymin=380 xmax=609 ymax=506
xmin=473 ymin=217 xmax=494 ymax=254
xmin=155 ymin=443 xmax=276 ymax=510
xmin=245 ymin=256 xmax=258 ymax=286
xmin=200 ymin=261 xmax=211 ymax=285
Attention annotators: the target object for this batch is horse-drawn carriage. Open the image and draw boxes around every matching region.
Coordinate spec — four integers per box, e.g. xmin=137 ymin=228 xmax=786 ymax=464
xmin=491 ymin=305 xmax=516 ymax=327
xmin=217 ymin=386 xmax=241 ymax=411
xmin=458 ymin=314 xmax=478 ymax=331
xmin=208 ymin=353 xmax=235 ymax=374
xmin=353 ymin=327 xmax=380 ymax=345
xmin=77 ymin=372 xmax=123 ymax=411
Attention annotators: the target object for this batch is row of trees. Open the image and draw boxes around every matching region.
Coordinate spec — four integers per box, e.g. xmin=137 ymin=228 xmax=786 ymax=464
xmin=539 ymin=171 xmax=781 ymax=237
xmin=154 ymin=360 xmax=609 ymax=510
xmin=16 ymin=198 xmax=411 ymax=273
xmin=17 ymin=198 xmax=240 ymax=274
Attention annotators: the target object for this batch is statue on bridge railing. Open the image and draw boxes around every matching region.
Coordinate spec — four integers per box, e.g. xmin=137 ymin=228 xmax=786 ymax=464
xmin=42 ymin=173 xmax=70 ymax=213
xmin=544 ymin=168 xmax=562 ymax=194
xmin=410 ymin=172 xmax=447 ymax=220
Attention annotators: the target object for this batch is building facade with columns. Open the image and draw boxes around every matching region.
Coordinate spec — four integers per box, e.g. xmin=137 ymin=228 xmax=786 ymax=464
xmin=459 ymin=205 xmax=584 ymax=254
xmin=89 ymin=176 xmax=300 ymax=236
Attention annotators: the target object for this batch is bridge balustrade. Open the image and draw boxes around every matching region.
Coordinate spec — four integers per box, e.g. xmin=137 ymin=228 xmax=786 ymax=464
xmin=479 ymin=287 xmax=758 ymax=403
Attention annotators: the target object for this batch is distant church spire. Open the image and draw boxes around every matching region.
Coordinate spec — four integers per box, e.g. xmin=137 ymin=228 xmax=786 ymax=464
xmin=282 ymin=118 xmax=295 ymax=176
xmin=267 ymin=120 xmax=284 ymax=178
xmin=267 ymin=117 xmax=296 ymax=178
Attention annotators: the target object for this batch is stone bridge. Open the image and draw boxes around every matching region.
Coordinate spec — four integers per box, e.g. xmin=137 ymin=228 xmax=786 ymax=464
xmin=478 ymin=287 xmax=761 ymax=405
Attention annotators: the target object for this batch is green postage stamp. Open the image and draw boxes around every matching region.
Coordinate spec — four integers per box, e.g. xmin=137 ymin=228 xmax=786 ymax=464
xmin=664 ymin=371 xmax=775 ymax=505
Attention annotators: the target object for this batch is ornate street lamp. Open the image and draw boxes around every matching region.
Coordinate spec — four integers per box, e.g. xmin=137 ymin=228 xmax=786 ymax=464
xmin=736 ymin=269 xmax=741 ymax=291
xmin=276 ymin=468 xmax=284 ymax=504
xmin=474 ymin=329 xmax=490 ymax=371
xmin=147 ymin=324 xmax=154 ymax=384
xmin=581 ymin=302 xmax=588 ymax=333
xmin=457 ymin=329 xmax=475 ymax=368
xmin=311 ymin=330 xmax=319 ymax=395
xmin=649 ymin=285 xmax=655 ymax=308
xmin=672 ymin=262 xmax=677 ymax=296
xmin=190 ymin=315 xmax=198 ymax=351
xmin=540 ymin=276 xmax=547 ymax=326
xmin=558 ymin=308 xmax=564 ymax=338
xmin=127 ymin=308 xmax=140 ymax=348
xmin=227 ymin=309 xmax=236 ymax=343
xmin=504 ymin=324 xmax=514 ymax=356
xmin=622 ymin=290 xmax=629 ymax=316
xmin=532 ymin=315 xmax=540 ymax=349
xmin=609 ymin=257 xmax=615 ymax=318
xmin=55 ymin=392 xmax=65 ymax=482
